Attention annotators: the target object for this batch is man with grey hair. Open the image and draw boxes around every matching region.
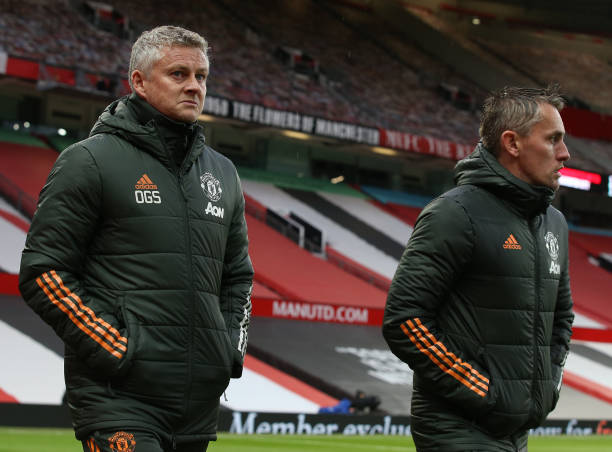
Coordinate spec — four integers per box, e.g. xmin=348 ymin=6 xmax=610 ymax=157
xmin=20 ymin=25 xmax=253 ymax=452
xmin=383 ymin=85 xmax=574 ymax=451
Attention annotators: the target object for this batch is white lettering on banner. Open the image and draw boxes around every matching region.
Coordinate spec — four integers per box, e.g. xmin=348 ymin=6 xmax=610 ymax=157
xmin=232 ymin=101 xmax=253 ymax=121
xmin=335 ymin=346 xmax=413 ymax=385
xmin=204 ymin=97 xmax=230 ymax=116
xmin=230 ymin=412 xmax=257 ymax=434
xmin=252 ymin=105 xmax=302 ymax=130
xmin=0 ymin=51 xmax=7 ymax=74
xmin=229 ymin=412 xmax=410 ymax=436
xmin=301 ymin=115 xmax=315 ymax=133
xmin=272 ymin=301 xmax=368 ymax=324
xmin=381 ymin=129 xmax=473 ymax=161
xmin=435 ymin=139 xmax=452 ymax=159
xmin=456 ymin=144 xmax=472 ymax=159
xmin=529 ymin=425 xmax=564 ymax=436
xmin=341 ymin=416 xmax=410 ymax=435
xmin=566 ymin=419 xmax=593 ymax=435
xmin=199 ymin=96 xmax=471 ymax=157
xmin=314 ymin=119 xmax=379 ymax=145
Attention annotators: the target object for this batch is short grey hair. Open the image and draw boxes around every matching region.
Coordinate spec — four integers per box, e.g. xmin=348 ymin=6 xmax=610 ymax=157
xmin=129 ymin=25 xmax=209 ymax=90
xmin=479 ymin=85 xmax=565 ymax=156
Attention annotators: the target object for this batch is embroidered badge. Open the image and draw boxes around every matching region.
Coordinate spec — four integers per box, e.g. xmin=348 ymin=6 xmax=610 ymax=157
xmin=108 ymin=431 xmax=136 ymax=452
xmin=200 ymin=172 xmax=222 ymax=202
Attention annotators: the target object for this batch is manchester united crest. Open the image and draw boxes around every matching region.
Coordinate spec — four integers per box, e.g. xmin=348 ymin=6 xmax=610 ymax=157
xmin=200 ymin=172 xmax=222 ymax=202
xmin=544 ymin=231 xmax=559 ymax=260
xmin=108 ymin=431 xmax=136 ymax=452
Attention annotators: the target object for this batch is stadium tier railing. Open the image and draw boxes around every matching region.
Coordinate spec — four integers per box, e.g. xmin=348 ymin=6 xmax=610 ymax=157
xmin=325 ymin=245 xmax=391 ymax=292
xmin=0 ymin=173 xmax=37 ymax=219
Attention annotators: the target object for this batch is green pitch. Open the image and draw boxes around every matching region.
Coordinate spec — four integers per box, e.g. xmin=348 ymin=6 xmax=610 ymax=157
xmin=0 ymin=428 xmax=611 ymax=451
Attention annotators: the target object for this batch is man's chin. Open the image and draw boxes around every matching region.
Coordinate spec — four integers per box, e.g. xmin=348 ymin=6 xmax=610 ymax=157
xmin=171 ymin=111 xmax=199 ymax=123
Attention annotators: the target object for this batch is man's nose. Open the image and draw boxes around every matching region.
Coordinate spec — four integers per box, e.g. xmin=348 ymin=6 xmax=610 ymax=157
xmin=185 ymin=74 xmax=203 ymax=92
xmin=558 ymin=140 xmax=570 ymax=162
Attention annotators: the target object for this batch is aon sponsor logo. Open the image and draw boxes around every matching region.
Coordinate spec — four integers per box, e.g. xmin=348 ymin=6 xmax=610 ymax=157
xmin=549 ymin=260 xmax=560 ymax=275
xmin=205 ymin=202 xmax=224 ymax=218
xmin=135 ymin=190 xmax=161 ymax=204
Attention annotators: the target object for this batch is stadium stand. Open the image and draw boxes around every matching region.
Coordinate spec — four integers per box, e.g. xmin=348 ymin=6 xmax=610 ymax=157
xmin=0 ymin=196 xmax=30 ymax=232
xmin=0 ymin=214 xmax=26 ymax=274
xmin=225 ymin=354 xmax=339 ymax=413
xmin=471 ymin=36 xmax=612 ymax=115
xmin=563 ymin=135 xmax=612 ymax=174
xmin=0 ymin=0 xmax=131 ymax=91
xmin=0 ymin=0 xmax=485 ymax=144
xmin=568 ymin=239 xmax=612 ymax=328
xmin=241 ymin=178 xmax=400 ymax=279
xmin=405 ymin=2 xmax=612 ymax=113
xmin=246 ymin=212 xmax=387 ymax=307
xmin=252 ymin=280 xmax=282 ymax=299
xmin=0 ymin=136 xmax=57 ymax=217
xmin=2 ymin=0 xmax=611 ymax=174
xmin=220 ymin=0 xmax=480 ymax=144
xmin=283 ymin=188 xmax=405 ymax=260
xmin=248 ymin=317 xmax=413 ymax=415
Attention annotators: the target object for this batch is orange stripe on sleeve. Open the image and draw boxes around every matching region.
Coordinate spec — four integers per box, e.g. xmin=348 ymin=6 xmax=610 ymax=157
xmin=400 ymin=322 xmax=486 ymax=397
xmin=36 ymin=276 xmax=124 ymax=359
xmin=42 ymin=273 xmax=127 ymax=353
xmin=407 ymin=319 xmax=488 ymax=394
xmin=413 ymin=318 xmax=489 ymax=386
xmin=50 ymin=271 xmax=126 ymax=345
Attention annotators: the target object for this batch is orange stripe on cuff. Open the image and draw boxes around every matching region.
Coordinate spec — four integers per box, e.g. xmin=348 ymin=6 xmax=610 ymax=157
xmin=36 ymin=276 xmax=124 ymax=359
xmin=413 ymin=318 xmax=489 ymax=386
xmin=50 ymin=270 xmax=126 ymax=345
xmin=401 ymin=322 xmax=486 ymax=397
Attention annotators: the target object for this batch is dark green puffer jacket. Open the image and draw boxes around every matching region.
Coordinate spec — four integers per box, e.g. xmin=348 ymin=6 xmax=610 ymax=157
xmin=19 ymin=94 xmax=254 ymax=443
xmin=383 ymin=145 xmax=573 ymax=451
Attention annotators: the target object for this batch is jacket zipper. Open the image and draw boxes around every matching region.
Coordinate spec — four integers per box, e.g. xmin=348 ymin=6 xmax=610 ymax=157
xmin=158 ymin=125 xmax=196 ymax=421
xmin=529 ymin=216 xmax=542 ymax=421
xmin=178 ymin=169 xmax=195 ymax=419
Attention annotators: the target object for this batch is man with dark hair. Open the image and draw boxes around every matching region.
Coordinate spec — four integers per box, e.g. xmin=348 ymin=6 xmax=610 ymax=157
xmin=383 ymin=85 xmax=574 ymax=451
xmin=20 ymin=25 xmax=253 ymax=452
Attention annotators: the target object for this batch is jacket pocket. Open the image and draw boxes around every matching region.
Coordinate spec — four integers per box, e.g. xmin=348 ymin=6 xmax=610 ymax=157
xmin=477 ymin=410 xmax=528 ymax=439
xmin=110 ymin=296 xmax=139 ymax=378
xmin=475 ymin=352 xmax=528 ymax=438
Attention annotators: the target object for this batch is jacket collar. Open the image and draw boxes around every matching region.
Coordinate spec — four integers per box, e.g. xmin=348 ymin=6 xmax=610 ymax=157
xmin=454 ymin=143 xmax=555 ymax=218
xmin=89 ymin=94 xmax=205 ymax=172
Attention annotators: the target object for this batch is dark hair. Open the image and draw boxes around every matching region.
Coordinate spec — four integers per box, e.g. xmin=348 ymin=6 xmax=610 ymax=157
xmin=479 ymin=85 xmax=565 ymax=156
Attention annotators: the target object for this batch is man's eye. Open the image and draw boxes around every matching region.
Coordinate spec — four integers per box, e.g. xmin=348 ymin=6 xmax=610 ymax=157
xmin=172 ymin=71 xmax=183 ymax=77
xmin=196 ymin=74 xmax=207 ymax=82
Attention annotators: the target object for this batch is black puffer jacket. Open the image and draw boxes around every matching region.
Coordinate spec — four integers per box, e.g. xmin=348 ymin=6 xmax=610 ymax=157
xmin=19 ymin=94 xmax=254 ymax=443
xmin=383 ymin=145 xmax=573 ymax=451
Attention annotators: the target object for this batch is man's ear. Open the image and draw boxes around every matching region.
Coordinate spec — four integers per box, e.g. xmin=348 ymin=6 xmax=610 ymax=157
xmin=500 ymin=130 xmax=520 ymax=158
xmin=131 ymin=70 xmax=147 ymax=99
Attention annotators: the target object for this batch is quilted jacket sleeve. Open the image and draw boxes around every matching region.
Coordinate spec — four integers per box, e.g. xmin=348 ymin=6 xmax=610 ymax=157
xmin=383 ymin=195 xmax=495 ymax=416
xmin=220 ymin=172 xmax=254 ymax=378
xmin=19 ymin=145 xmax=133 ymax=377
